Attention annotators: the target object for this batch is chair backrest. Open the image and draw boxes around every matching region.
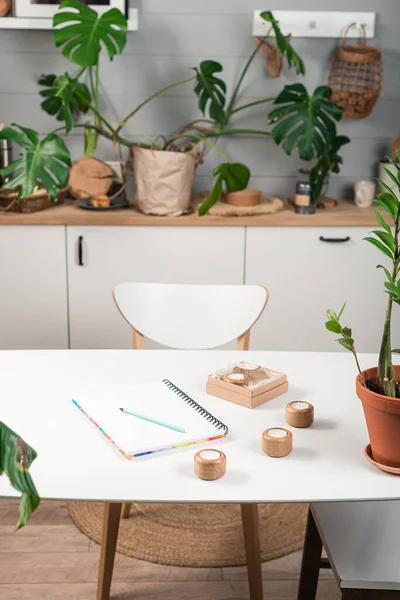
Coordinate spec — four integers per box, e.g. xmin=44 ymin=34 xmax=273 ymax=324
xmin=113 ymin=283 xmax=268 ymax=350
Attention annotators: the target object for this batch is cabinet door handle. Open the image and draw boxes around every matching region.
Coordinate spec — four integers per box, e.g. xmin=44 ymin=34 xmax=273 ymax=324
xmin=78 ymin=236 xmax=84 ymax=266
xmin=319 ymin=236 xmax=350 ymax=243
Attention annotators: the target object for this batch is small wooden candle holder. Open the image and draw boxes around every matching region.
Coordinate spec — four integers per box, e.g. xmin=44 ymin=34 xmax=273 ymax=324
xmin=262 ymin=428 xmax=293 ymax=458
xmin=222 ymin=372 xmax=249 ymax=386
xmin=285 ymin=401 xmax=314 ymax=428
xmin=194 ymin=449 xmax=226 ymax=481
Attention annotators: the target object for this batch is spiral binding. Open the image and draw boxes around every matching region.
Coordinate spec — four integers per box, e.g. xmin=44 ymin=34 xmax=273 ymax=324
xmin=162 ymin=379 xmax=229 ymax=435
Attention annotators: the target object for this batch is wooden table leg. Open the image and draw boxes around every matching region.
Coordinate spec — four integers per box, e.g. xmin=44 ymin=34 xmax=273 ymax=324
xmin=240 ymin=503 xmax=263 ymax=600
xmin=297 ymin=508 xmax=323 ymax=600
xmin=97 ymin=502 xmax=122 ymax=600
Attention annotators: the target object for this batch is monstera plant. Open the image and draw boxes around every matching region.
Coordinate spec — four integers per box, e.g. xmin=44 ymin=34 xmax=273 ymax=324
xmin=184 ymin=11 xmax=349 ymax=214
xmin=0 ymin=422 xmax=40 ymax=529
xmin=40 ymin=0 xmax=128 ymax=157
xmin=0 ymin=0 xmax=129 ymax=201
xmin=0 ymin=6 xmax=348 ymax=212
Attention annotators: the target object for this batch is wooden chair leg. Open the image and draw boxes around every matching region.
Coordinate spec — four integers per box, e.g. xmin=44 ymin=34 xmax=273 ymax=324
xmin=97 ymin=502 xmax=122 ymax=600
xmin=297 ymin=507 xmax=323 ymax=600
xmin=240 ymin=503 xmax=263 ymax=600
xmin=121 ymin=502 xmax=132 ymax=519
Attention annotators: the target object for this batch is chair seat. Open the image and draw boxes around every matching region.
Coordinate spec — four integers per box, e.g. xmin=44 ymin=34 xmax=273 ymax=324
xmin=312 ymin=501 xmax=400 ymax=591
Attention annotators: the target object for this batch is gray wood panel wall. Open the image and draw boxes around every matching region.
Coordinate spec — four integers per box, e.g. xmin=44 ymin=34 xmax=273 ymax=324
xmin=0 ymin=0 xmax=399 ymax=199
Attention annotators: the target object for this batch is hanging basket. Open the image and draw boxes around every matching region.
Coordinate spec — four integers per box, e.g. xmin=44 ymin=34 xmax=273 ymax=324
xmin=328 ymin=23 xmax=383 ymax=119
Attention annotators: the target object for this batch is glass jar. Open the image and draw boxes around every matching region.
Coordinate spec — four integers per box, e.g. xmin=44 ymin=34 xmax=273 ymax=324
xmin=295 ymin=170 xmax=314 ymax=214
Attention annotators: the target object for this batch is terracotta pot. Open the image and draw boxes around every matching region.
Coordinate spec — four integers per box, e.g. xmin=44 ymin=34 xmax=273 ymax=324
xmin=225 ymin=189 xmax=261 ymax=207
xmin=356 ymin=366 xmax=400 ymax=467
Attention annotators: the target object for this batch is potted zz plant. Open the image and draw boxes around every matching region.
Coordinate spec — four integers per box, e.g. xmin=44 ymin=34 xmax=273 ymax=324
xmin=325 ymin=153 xmax=400 ymax=469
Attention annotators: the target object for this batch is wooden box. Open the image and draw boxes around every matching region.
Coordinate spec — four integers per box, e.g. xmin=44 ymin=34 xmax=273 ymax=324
xmin=206 ymin=370 xmax=288 ymax=409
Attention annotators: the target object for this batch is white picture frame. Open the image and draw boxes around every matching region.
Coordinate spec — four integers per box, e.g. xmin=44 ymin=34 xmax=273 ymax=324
xmin=14 ymin=0 xmax=125 ymax=18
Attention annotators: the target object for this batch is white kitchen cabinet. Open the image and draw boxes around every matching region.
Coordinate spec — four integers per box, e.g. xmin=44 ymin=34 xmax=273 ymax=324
xmin=67 ymin=226 xmax=245 ymax=349
xmin=0 ymin=226 xmax=68 ymax=349
xmin=245 ymin=227 xmax=400 ymax=352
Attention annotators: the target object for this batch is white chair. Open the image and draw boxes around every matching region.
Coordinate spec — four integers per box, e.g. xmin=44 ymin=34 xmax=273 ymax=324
xmin=113 ymin=282 xmax=268 ymax=351
xmin=113 ymin=282 xmax=268 ymax=600
xmin=298 ymin=502 xmax=400 ymax=600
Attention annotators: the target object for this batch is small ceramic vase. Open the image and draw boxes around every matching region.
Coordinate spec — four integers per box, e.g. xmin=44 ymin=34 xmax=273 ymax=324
xmin=354 ymin=180 xmax=376 ymax=208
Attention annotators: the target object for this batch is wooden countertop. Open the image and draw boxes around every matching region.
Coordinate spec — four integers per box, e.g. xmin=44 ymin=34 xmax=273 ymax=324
xmin=0 ymin=200 xmax=379 ymax=227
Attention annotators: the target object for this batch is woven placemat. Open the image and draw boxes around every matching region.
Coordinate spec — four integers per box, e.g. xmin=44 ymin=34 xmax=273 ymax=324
xmin=69 ymin=502 xmax=307 ymax=567
xmin=191 ymin=192 xmax=284 ymax=217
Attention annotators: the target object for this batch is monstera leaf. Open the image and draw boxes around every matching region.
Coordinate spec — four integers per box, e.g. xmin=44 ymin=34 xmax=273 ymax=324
xmin=268 ymin=84 xmax=343 ymax=161
xmin=198 ymin=162 xmax=250 ymax=215
xmin=310 ymin=134 xmax=350 ymax=201
xmin=0 ymin=422 xmax=40 ymax=530
xmin=53 ymin=0 xmax=127 ymax=67
xmin=193 ymin=61 xmax=227 ymax=127
xmin=0 ymin=124 xmax=71 ymax=201
xmin=39 ymin=73 xmax=91 ymax=133
xmin=260 ymin=11 xmax=305 ymax=76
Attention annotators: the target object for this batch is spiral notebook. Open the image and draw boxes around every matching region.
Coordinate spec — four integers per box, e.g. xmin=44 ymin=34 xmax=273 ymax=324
xmin=72 ymin=379 xmax=228 ymax=460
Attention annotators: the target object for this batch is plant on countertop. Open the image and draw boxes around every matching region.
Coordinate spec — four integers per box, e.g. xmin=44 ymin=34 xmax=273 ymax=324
xmin=187 ymin=11 xmax=349 ymax=214
xmin=0 ymin=422 xmax=40 ymax=529
xmin=325 ymin=153 xmax=400 ymax=468
xmin=0 ymin=6 xmax=349 ymax=212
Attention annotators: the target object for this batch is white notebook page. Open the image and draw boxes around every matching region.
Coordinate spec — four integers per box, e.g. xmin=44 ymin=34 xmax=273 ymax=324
xmin=73 ymin=380 xmax=227 ymax=456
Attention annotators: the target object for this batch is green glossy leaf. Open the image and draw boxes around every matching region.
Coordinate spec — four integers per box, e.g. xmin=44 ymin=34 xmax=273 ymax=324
xmin=198 ymin=162 xmax=250 ymax=215
xmin=384 ymin=281 xmax=398 ymax=296
xmin=392 ymin=349 xmax=400 ymax=353
xmin=39 ymin=72 xmax=91 ymax=133
xmin=377 ymin=264 xmax=393 ymax=283
xmin=325 ymin=320 xmax=342 ymax=334
xmin=383 ymin=167 xmax=400 ymax=192
xmin=370 ymin=230 xmax=396 ymax=253
xmin=193 ymin=61 xmax=227 ymax=127
xmin=363 ymin=236 xmax=393 ymax=259
xmin=0 ymin=124 xmax=71 ymax=201
xmin=375 ymin=209 xmax=391 ymax=234
xmin=198 ymin=176 xmax=223 ymax=216
xmin=374 ymin=192 xmax=398 ymax=221
xmin=338 ymin=338 xmax=354 ymax=352
xmin=211 ymin=162 xmax=250 ymax=193
xmin=342 ymin=326 xmax=352 ymax=338
xmin=268 ymin=84 xmax=343 ymax=162
xmin=326 ymin=309 xmax=338 ymax=322
xmin=0 ymin=422 xmax=40 ymax=529
xmin=338 ymin=302 xmax=346 ymax=319
xmin=260 ymin=11 xmax=305 ymax=75
xmin=53 ymin=0 xmax=127 ymax=67
xmin=378 ymin=179 xmax=399 ymax=199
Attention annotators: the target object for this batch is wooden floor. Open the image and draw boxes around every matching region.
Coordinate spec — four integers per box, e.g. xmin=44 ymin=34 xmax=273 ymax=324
xmin=0 ymin=499 xmax=340 ymax=600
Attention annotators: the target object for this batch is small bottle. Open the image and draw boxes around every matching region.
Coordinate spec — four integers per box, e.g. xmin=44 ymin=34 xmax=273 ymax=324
xmin=0 ymin=138 xmax=12 ymax=185
xmin=295 ymin=169 xmax=314 ymax=214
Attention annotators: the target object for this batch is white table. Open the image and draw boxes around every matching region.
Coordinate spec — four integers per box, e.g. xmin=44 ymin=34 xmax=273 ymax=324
xmin=1 ymin=350 xmax=399 ymax=600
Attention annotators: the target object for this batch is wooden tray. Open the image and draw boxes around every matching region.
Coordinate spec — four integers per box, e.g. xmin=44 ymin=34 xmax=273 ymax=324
xmin=206 ymin=369 xmax=288 ymax=409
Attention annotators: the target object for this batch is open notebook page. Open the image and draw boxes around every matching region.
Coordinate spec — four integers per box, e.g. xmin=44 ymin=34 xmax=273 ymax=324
xmin=72 ymin=379 xmax=228 ymax=458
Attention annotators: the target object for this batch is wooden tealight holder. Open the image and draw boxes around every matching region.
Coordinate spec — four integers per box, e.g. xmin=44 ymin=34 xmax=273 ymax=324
xmin=194 ymin=449 xmax=226 ymax=481
xmin=262 ymin=428 xmax=293 ymax=458
xmin=285 ymin=401 xmax=314 ymax=428
xmin=222 ymin=372 xmax=249 ymax=386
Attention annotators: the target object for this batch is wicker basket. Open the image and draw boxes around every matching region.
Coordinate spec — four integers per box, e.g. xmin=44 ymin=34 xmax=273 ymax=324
xmin=328 ymin=23 xmax=383 ymax=119
xmin=0 ymin=187 xmax=67 ymax=213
